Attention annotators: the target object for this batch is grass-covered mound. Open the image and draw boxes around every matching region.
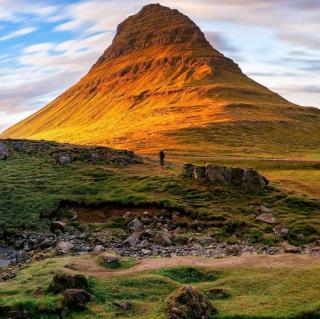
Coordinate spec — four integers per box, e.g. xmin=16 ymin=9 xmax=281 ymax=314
xmin=0 ymin=255 xmax=320 ymax=318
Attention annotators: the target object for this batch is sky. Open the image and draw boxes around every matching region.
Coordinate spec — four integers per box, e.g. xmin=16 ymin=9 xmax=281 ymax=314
xmin=0 ymin=0 xmax=319 ymax=132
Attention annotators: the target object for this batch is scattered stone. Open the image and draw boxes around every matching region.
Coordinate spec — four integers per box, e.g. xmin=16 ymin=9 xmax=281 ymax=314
xmin=154 ymin=230 xmax=172 ymax=246
xmin=225 ymin=244 xmax=241 ymax=256
xmin=52 ymin=151 xmax=72 ymax=165
xmin=49 ymin=273 xmax=89 ymax=294
xmin=0 ymin=142 xmax=9 ymax=160
xmin=128 ymin=218 xmax=144 ymax=232
xmin=94 ymin=245 xmax=104 ymax=253
xmin=124 ymin=232 xmax=141 ymax=247
xmin=51 ymin=221 xmax=66 ymax=233
xmin=256 ymin=213 xmax=276 ymax=224
xmin=167 ymin=285 xmax=217 ymax=319
xmin=56 ymin=241 xmax=74 ymax=254
xmin=273 ymin=225 xmax=289 ymax=239
xmin=112 ymin=300 xmax=132 ymax=311
xmin=282 ymin=242 xmax=301 ymax=254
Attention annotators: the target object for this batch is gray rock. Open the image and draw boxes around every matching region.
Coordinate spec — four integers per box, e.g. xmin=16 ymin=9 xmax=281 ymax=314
xmin=282 ymin=242 xmax=301 ymax=254
xmin=127 ymin=218 xmax=143 ymax=232
xmin=56 ymin=241 xmax=74 ymax=254
xmin=183 ymin=163 xmax=268 ymax=192
xmin=94 ymin=245 xmax=104 ymax=253
xmin=124 ymin=232 xmax=141 ymax=247
xmin=51 ymin=221 xmax=66 ymax=233
xmin=0 ymin=142 xmax=9 ymax=160
xmin=242 ymin=168 xmax=268 ymax=191
xmin=52 ymin=151 xmax=72 ymax=165
xmin=256 ymin=213 xmax=276 ymax=224
xmin=273 ymin=225 xmax=289 ymax=238
xmin=154 ymin=230 xmax=172 ymax=246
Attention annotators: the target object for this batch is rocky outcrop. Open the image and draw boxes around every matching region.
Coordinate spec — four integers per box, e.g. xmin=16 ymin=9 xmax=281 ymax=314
xmin=167 ymin=285 xmax=217 ymax=319
xmin=183 ymin=163 xmax=269 ymax=191
xmin=94 ymin=4 xmax=240 ymax=73
xmin=51 ymin=151 xmax=72 ymax=165
xmin=48 ymin=273 xmax=89 ymax=294
xmin=2 ymin=139 xmax=142 ymax=165
xmin=0 ymin=142 xmax=9 ymax=160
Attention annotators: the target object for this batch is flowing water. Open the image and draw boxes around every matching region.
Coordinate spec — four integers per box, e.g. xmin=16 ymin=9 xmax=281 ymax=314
xmin=0 ymin=247 xmax=16 ymax=268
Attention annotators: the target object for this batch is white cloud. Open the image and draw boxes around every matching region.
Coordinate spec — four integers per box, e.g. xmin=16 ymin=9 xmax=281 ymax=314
xmin=0 ymin=27 xmax=36 ymax=41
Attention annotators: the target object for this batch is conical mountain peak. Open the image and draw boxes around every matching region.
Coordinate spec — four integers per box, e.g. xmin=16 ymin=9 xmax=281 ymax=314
xmin=94 ymin=3 xmax=218 ymax=66
xmin=4 ymin=4 xmax=319 ymax=157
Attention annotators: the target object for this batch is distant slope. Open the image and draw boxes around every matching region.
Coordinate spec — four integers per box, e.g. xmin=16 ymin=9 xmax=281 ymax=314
xmin=3 ymin=4 xmax=320 ymax=158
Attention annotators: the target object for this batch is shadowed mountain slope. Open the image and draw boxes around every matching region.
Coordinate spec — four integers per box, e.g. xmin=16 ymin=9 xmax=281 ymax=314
xmin=3 ymin=3 xmax=320 ymax=158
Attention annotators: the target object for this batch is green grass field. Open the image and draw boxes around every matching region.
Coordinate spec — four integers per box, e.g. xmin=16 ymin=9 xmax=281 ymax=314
xmin=0 ymin=142 xmax=320 ymax=246
xmin=0 ymin=255 xmax=320 ymax=318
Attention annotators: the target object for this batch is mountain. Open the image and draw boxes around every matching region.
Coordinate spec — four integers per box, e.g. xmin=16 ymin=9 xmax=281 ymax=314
xmin=2 ymin=3 xmax=320 ymax=158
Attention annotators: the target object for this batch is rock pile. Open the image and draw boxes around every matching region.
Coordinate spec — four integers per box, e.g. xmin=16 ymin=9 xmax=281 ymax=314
xmin=167 ymin=285 xmax=217 ymax=319
xmin=183 ymin=163 xmax=269 ymax=191
xmin=2 ymin=139 xmax=142 ymax=165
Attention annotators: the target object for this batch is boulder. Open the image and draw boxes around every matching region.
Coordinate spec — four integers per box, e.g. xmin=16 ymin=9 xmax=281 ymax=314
xmin=94 ymin=245 xmax=104 ymax=253
xmin=51 ymin=151 xmax=72 ymax=165
xmin=0 ymin=142 xmax=9 ymax=160
xmin=50 ymin=221 xmax=66 ymax=233
xmin=167 ymin=285 xmax=217 ymax=319
xmin=183 ymin=163 xmax=268 ymax=192
xmin=182 ymin=164 xmax=195 ymax=178
xmin=48 ymin=273 xmax=89 ymax=294
xmin=56 ymin=241 xmax=74 ymax=254
xmin=256 ymin=213 xmax=276 ymax=224
xmin=61 ymin=289 xmax=91 ymax=318
xmin=193 ymin=166 xmax=206 ymax=180
xmin=242 ymin=168 xmax=268 ymax=191
xmin=124 ymin=232 xmax=141 ymax=247
xmin=206 ymin=164 xmax=232 ymax=184
xmin=273 ymin=225 xmax=289 ymax=238
xmin=282 ymin=242 xmax=301 ymax=254
xmin=154 ymin=230 xmax=172 ymax=246
xmin=127 ymin=218 xmax=144 ymax=232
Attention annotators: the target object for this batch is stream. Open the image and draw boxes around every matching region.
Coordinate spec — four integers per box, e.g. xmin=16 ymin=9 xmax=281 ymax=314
xmin=0 ymin=247 xmax=16 ymax=268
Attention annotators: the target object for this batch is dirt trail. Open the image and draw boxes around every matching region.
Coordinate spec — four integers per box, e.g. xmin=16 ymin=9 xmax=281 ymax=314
xmin=65 ymin=254 xmax=320 ymax=278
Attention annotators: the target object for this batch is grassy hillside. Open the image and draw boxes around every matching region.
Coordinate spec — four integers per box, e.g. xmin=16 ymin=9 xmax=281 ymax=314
xmin=0 ymin=255 xmax=320 ymax=318
xmin=1 ymin=140 xmax=319 ymax=246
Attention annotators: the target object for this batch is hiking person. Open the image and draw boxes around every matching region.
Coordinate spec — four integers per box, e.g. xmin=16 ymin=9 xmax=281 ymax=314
xmin=159 ymin=150 xmax=165 ymax=166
